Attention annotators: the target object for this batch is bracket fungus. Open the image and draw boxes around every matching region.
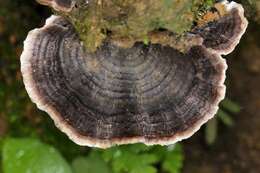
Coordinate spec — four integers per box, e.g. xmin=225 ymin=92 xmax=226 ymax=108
xmin=20 ymin=0 xmax=248 ymax=148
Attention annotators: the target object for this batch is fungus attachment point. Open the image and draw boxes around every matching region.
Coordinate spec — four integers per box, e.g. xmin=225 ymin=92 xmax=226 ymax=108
xmin=21 ymin=1 xmax=247 ymax=148
xmin=37 ymin=0 xmax=74 ymax=12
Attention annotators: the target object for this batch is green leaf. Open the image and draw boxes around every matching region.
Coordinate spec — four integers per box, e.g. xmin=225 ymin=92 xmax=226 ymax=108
xmin=122 ymin=143 xmax=151 ymax=154
xmin=221 ymin=99 xmax=241 ymax=114
xmin=217 ymin=109 xmax=234 ymax=127
xmin=113 ymin=152 xmax=158 ymax=173
xmin=72 ymin=152 xmax=111 ymax=173
xmin=102 ymin=145 xmax=159 ymax=173
xmin=205 ymin=118 xmax=218 ymax=145
xmin=2 ymin=138 xmax=72 ymax=173
xmin=101 ymin=144 xmax=184 ymax=173
xmin=131 ymin=165 xmax=157 ymax=173
xmin=162 ymin=144 xmax=184 ymax=173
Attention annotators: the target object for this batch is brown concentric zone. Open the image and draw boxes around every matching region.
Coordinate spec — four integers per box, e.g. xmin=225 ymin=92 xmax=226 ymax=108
xmin=20 ymin=1 xmax=247 ymax=148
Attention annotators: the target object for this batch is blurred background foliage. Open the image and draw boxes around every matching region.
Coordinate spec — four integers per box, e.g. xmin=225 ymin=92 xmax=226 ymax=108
xmin=0 ymin=0 xmax=260 ymax=173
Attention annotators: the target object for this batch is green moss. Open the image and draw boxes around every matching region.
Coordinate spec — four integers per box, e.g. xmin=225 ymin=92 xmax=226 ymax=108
xmin=61 ymin=0 xmax=214 ymax=51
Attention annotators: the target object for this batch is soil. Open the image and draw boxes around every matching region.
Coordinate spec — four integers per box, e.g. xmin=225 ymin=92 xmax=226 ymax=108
xmin=182 ymin=23 xmax=260 ymax=173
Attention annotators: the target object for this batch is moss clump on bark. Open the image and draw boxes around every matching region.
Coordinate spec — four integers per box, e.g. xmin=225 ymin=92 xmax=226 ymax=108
xmin=59 ymin=0 xmax=214 ymax=51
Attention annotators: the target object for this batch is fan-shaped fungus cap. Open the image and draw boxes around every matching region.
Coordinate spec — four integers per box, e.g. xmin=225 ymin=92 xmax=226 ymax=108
xmin=192 ymin=1 xmax=248 ymax=55
xmin=20 ymin=1 xmax=248 ymax=148
xmin=37 ymin=0 xmax=74 ymax=12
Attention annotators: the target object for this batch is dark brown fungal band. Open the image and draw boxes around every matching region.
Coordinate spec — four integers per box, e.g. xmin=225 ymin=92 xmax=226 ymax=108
xmin=21 ymin=1 xmax=247 ymax=148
